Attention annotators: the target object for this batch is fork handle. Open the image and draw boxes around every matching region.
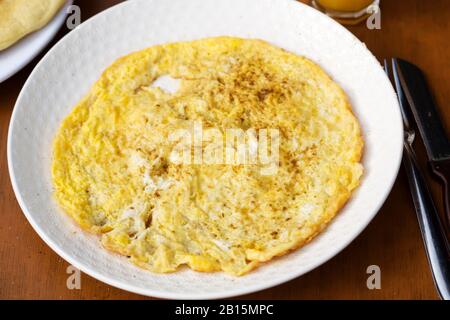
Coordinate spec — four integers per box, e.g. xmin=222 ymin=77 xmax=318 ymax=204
xmin=430 ymin=159 xmax=450 ymax=232
xmin=403 ymin=144 xmax=450 ymax=300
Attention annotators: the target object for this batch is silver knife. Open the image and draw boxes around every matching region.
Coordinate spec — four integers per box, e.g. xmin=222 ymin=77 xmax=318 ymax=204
xmin=395 ymin=59 xmax=450 ymax=228
xmin=384 ymin=59 xmax=450 ymax=300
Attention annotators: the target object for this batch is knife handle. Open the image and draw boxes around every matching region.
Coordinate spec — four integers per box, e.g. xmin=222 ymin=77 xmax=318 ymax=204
xmin=403 ymin=145 xmax=450 ymax=300
xmin=430 ymin=159 xmax=450 ymax=232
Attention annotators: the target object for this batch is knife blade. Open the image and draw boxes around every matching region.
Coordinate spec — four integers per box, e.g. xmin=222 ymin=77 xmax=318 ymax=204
xmin=394 ymin=58 xmax=450 ymax=228
xmin=394 ymin=59 xmax=450 ymax=161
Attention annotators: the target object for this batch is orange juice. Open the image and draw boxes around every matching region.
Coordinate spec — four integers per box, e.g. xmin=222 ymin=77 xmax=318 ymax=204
xmin=316 ymin=0 xmax=375 ymax=12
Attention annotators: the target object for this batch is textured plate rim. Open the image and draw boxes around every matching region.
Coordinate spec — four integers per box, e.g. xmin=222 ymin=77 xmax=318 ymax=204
xmin=7 ymin=0 xmax=403 ymax=299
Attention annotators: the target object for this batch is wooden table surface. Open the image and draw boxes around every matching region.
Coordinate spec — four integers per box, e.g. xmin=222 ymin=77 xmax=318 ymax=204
xmin=1 ymin=0 xmax=449 ymax=300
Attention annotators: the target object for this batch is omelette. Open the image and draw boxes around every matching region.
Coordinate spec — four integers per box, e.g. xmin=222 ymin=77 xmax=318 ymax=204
xmin=52 ymin=37 xmax=363 ymax=276
xmin=0 ymin=0 xmax=65 ymax=51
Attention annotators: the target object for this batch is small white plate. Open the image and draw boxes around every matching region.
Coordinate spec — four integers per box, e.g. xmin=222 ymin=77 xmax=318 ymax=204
xmin=8 ymin=0 xmax=403 ymax=299
xmin=0 ymin=0 xmax=73 ymax=83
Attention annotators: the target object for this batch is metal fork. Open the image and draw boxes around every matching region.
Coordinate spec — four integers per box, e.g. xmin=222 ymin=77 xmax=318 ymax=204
xmin=384 ymin=59 xmax=450 ymax=300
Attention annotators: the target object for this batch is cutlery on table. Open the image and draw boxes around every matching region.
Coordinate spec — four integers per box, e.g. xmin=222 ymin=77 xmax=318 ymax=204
xmin=395 ymin=59 xmax=450 ymax=230
xmin=384 ymin=59 xmax=450 ymax=300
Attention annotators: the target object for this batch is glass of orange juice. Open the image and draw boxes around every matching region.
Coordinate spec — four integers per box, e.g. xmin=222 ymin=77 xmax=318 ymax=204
xmin=311 ymin=0 xmax=380 ymax=25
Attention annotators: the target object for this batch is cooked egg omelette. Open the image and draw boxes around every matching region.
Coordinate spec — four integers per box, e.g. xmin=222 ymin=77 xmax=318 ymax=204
xmin=52 ymin=37 xmax=363 ymax=276
xmin=0 ymin=0 xmax=65 ymax=51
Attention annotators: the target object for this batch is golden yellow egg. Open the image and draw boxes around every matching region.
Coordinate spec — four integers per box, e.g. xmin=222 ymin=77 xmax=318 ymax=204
xmin=52 ymin=37 xmax=363 ymax=276
xmin=0 ymin=0 xmax=66 ymax=50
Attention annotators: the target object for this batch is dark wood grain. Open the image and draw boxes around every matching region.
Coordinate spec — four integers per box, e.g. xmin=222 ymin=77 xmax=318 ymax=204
xmin=1 ymin=0 xmax=449 ymax=299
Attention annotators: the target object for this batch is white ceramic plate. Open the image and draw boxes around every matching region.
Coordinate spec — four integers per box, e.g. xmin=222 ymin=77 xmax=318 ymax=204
xmin=8 ymin=0 xmax=403 ymax=299
xmin=0 ymin=0 xmax=73 ymax=83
